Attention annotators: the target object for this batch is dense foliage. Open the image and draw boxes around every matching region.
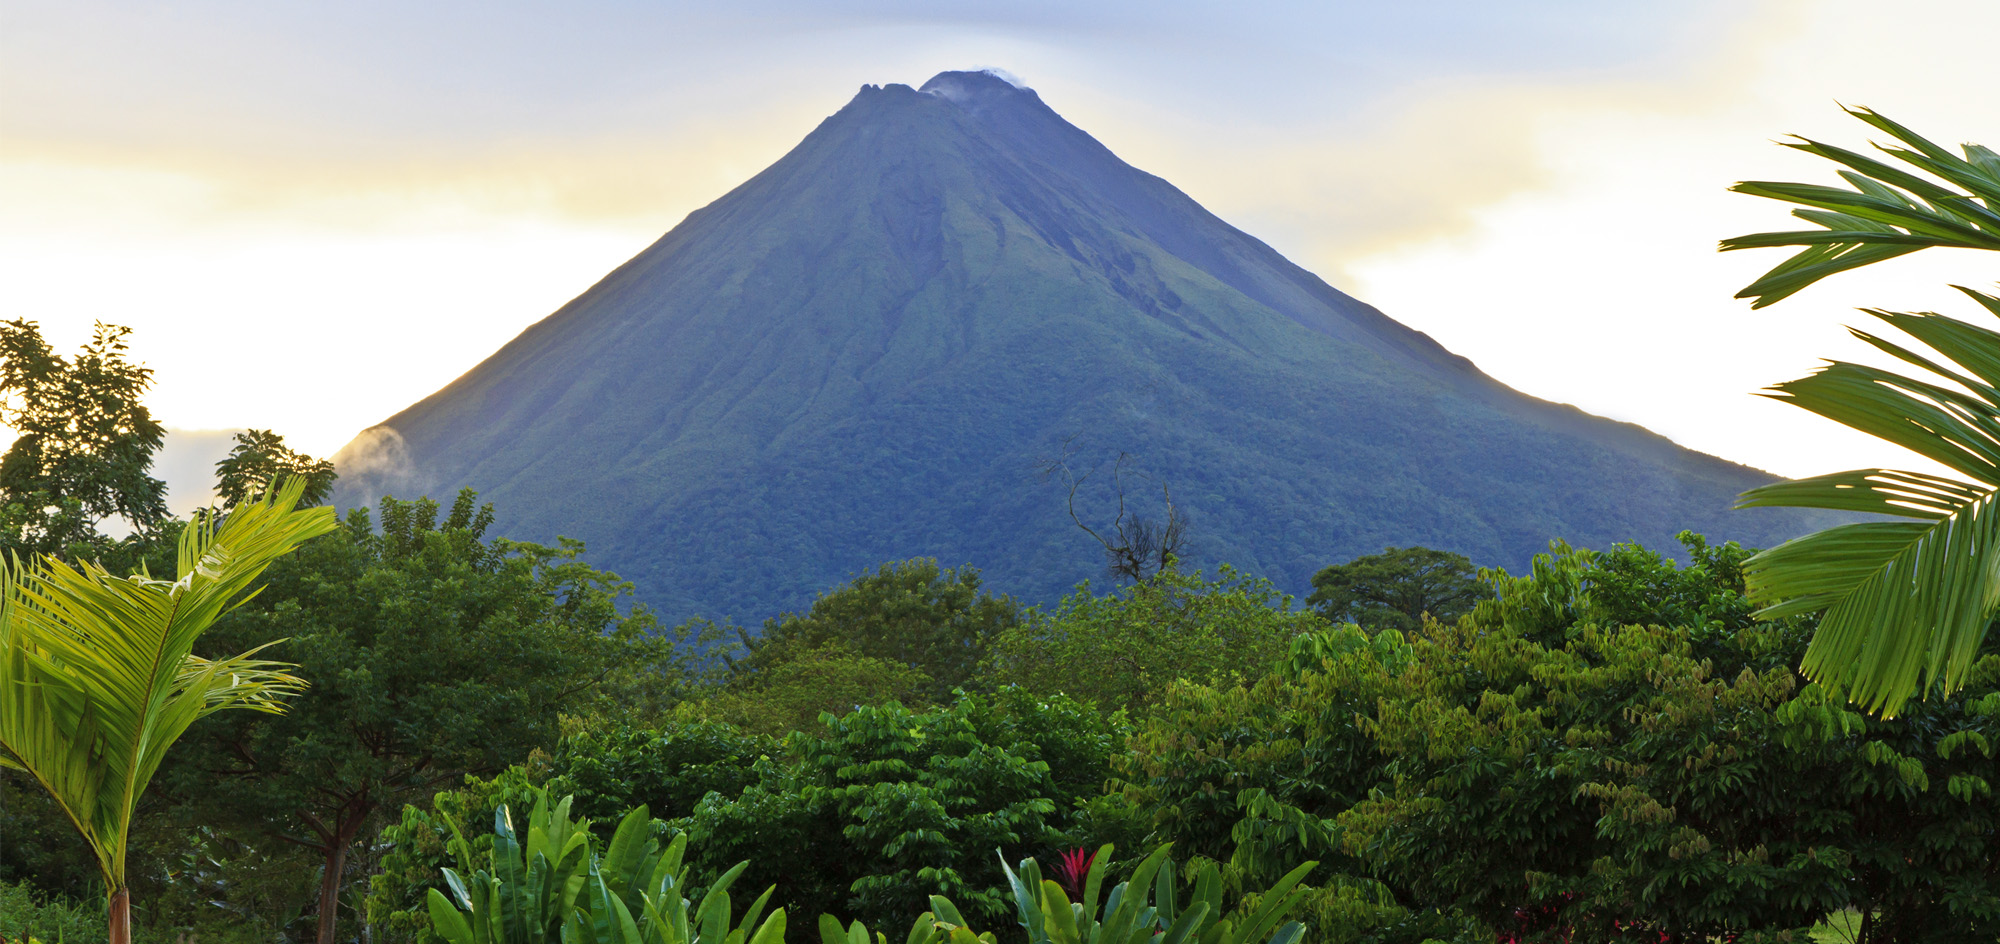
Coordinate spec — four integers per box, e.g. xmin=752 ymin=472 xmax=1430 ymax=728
xmin=424 ymin=788 xmax=788 ymax=944
xmin=983 ymin=566 xmax=1320 ymax=713
xmin=735 ymin=559 xmax=1020 ymax=703
xmin=1118 ymin=534 xmax=2000 ymax=943
xmin=679 ymin=688 xmax=1126 ymax=938
xmin=0 ymin=307 xmax=1979 ymax=944
xmin=367 ymin=688 xmax=1127 ymax=944
xmin=162 ymin=490 xmax=666 ymax=944
xmin=0 ymin=320 xmax=168 ymax=560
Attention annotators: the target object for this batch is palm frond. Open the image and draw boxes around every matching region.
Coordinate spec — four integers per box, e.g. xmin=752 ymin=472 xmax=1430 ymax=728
xmin=1728 ymin=111 xmax=2000 ymax=717
xmin=1737 ymin=303 xmax=2000 ymax=715
xmin=1757 ymin=358 xmax=2000 ymax=485
xmin=1722 ymin=106 xmax=2000 ymax=307
xmin=1738 ymin=498 xmax=2000 ymax=718
xmin=0 ymin=478 xmax=334 ymax=889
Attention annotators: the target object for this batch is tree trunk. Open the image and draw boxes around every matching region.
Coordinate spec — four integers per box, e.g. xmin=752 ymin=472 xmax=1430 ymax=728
xmin=108 ymin=885 xmax=130 ymax=944
xmin=317 ymin=837 xmax=351 ymax=944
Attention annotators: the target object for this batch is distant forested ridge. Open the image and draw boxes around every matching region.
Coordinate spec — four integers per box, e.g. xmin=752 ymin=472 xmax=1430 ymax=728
xmin=332 ymin=70 xmax=1838 ymax=622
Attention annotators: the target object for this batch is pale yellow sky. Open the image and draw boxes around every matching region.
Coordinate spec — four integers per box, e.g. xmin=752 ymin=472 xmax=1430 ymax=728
xmin=1 ymin=0 xmax=1993 ymax=511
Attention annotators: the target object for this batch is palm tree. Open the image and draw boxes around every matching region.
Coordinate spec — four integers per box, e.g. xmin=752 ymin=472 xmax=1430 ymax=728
xmin=0 ymin=478 xmax=336 ymax=943
xmin=1722 ymin=107 xmax=2000 ymax=716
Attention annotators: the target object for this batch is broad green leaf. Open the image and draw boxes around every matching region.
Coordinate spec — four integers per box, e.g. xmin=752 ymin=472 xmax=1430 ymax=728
xmin=428 ymin=888 xmax=476 ymax=944
xmin=695 ymin=860 xmax=749 ymax=944
xmin=995 ymin=855 xmax=1044 ymax=944
xmin=1079 ymin=843 xmax=1111 ymax=940
xmin=1229 ymin=861 xmax=1315 ymax=944
xmin=927 ymin=896 xmax=970 ymax=930
xmin=603 ymin=805 xmax=653 ymax=899
xmin=1040 ymin=881 xmax=1081 ymax=944
xmin=734 ymin=885 xmax=776 ymax=944
xmin=819 ymin=915 xmax=849 ymax=944
xmin=1157 ymin=903 xmax=1208 ymax=944
xmin=1263 ymin=924 xmax=1305 ymax=944
xmin=903 ymin=911 xmax=939 ymax=944
xmin=746 ymin=909 xmax=788 ymax=944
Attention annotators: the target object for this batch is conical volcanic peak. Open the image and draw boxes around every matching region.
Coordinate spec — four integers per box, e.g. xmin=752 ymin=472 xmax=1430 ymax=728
xmin=334 ymin=70 xmax=1840 ymax=623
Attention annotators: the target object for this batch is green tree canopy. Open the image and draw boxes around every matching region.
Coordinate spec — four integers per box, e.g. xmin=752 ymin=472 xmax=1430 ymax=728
xmin=984 ymin=565 xmax=1321 ymax=714
xmin=0 ymin=321 xmax=167 ymax=556
xmin=164 ymin=490 xmax=666 ymax=944
xmin=214 ymin=428 xmax=338 ymax=510
xmin=707 ymin=642 xmax=932 ymax=736
xmin=1304 ymin=546 xmax=1489 ymax=634
xmin=1346 ymin=538 xmax=2000 ymax=943
xmin=736 ymin=559 xmax=1020 ymax=703
xmin=1128 ymin=534 xmax=2000 ymax=942
xmin=678 ymin=688 xmax=1125 ymax=941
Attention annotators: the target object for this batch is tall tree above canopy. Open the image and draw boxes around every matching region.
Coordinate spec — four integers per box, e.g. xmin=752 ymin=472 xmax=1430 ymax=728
xmin=1722 ymin=106 xmax=2000 ymax=715
xmin=0 ymin=321 xmax=167 ymax=554
xmin=737 ymin=559 xmax=1020 ymax=703
xmin=214 ymin=429 xmax=337 ymax=510
xmin=1306 ymin=546 xmax=1489 ymax=633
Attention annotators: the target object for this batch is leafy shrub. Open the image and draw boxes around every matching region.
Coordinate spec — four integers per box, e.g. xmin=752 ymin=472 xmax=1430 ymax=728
xmin=827 ymin=843 xmax=1316 ymax=944
xmin=984 ymin=566 xmax=1321 ymax=713
xmin=424 ymin=789 xmax=786 ymax=944
xmin=1120 ymin=624 xmax=1412 ymax=884
xmin=702 ymin=644 xmax=935 ymax=736
xmin=0 ymin=879 xmax=107 ymax=944
xmin=546 ymin=716 xmax=776 ymax=825
xmin=678 ymin=688 xmax=1128 ymax=938
xmin=370 ymin=766 xmax=549 ymax=944
xmin=370 ymin=719 xmax=771 ymax=942
xmin=736 ymin=560 xmax=1022 ymax=704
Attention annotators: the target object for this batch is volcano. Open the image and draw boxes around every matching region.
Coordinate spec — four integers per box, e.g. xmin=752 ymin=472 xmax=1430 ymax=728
xmin=333 ymin=70 xmax=1831 ymax=622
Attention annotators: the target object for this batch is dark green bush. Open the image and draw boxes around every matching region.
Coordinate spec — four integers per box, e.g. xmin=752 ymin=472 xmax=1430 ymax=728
xmin=678 ymin=687 xmax=1129 ymax=939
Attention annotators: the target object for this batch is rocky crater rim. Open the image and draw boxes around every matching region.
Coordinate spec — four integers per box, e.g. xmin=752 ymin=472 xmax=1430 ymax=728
xmin=919 ymin=69 xmax=1037 ymax=103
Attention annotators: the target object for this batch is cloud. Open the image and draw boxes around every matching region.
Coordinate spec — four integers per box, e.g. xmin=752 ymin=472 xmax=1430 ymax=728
xmin=0 ymin=0 xmax=1758 ymax=238
xmin=1334 ymin=0 xmax=2000 ymax=480
xmin=977 ymin=67 xmax=1029 ymax=89
xmin=333 ymin=426 xmax=424 ymax=507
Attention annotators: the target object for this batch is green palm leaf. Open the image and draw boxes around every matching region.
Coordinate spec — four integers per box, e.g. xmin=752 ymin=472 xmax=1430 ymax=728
xmin=0 ymin=478 xmax=335 ymax=932
xmin=1723 ymin=106 xmax=2000 ymax=308
xmin=1723 ymin=108 xmax=2000 ymax=716
xmin=1737 ymin=305 xmax=2000 ymax=717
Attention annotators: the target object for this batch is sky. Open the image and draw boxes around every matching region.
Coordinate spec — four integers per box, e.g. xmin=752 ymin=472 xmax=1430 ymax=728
xmin=4 ymin=0 xmax=1998 ymax=514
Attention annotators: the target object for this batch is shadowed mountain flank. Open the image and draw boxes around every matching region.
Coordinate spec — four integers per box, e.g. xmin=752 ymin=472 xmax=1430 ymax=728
xmin=334 ymin=70 xmax=1832 ymax=622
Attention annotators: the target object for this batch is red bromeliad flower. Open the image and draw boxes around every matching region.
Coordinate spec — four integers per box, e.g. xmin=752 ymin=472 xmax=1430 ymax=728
xmin=1052 ymin=847 xmax=1097 ymax=901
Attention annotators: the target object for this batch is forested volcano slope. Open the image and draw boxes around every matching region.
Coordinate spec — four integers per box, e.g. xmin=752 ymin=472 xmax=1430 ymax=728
xmin=333 ymin=70 xmax=1830 ymax=621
